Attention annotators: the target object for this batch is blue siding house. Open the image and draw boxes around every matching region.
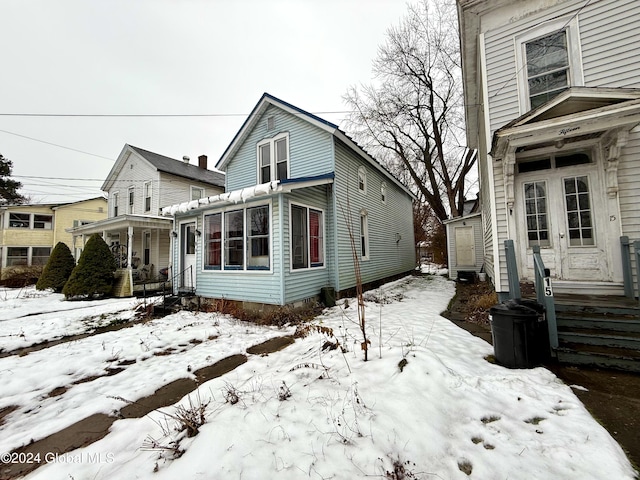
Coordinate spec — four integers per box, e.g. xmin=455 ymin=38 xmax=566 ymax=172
xmin=163 ymin=93 xmax=416 ymax=307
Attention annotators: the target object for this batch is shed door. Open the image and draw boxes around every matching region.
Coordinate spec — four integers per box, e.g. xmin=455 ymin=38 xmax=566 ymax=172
xmin=455 ymin=226 xmax=475 ymax=266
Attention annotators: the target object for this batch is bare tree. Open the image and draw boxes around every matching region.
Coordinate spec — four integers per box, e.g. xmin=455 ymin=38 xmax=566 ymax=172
xmin=343 ymin=0 xmax=476 ymax=221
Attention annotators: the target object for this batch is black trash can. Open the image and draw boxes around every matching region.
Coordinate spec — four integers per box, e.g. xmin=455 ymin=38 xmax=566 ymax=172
xmin=489 ymin=299 xmax=550 ymax=368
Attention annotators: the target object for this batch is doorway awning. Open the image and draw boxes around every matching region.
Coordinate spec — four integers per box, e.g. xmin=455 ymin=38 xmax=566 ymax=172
xmin=490 ymin=87 xmax=640 ymax=208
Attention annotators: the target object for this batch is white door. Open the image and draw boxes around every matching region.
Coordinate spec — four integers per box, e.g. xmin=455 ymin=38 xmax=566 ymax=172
xmin=181 ymin=222 xmax=196 ymax=289
xmin=455 ymin=226 xmax=475 ymax=266
xmin=517 ymin=165 xmax=609 ymax=281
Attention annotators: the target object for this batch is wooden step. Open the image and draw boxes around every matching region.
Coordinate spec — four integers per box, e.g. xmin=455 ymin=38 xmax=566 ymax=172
xmin=556 ymin=311 xmax=640 ymax=333
xmin=556 ymin=347 xmax=640 ymax=373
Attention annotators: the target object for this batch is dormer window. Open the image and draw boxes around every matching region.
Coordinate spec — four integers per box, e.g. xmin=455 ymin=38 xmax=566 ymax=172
xmin=258 ymin=133 xmax=289 ymax=184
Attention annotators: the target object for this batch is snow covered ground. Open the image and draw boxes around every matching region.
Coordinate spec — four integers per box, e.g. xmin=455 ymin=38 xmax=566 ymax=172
xmin=0 ymin=274 xmax=636 ymax=479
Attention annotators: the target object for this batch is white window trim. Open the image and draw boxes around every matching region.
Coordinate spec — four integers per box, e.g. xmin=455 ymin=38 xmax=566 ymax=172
xmin=514 ymin=16 xmax=583 ymax=114
xmin=143 ymin=181 xmax=152 ymax=212
xmin=191 ymin=186 xmax=205 ymax=201
xmin=201 ymin=200 xmax=273 ymax=273
xmin=256 ymin=132 xmax=290 ymax=184
xmin=289 ymin=202 xmax=326 ymax=272
xmin=127 ymin=186 xmax=135 ymax=215
xmin=112 ymin=191 xmax=119 ymax=217
xmin=358 ymin=166 xmax=367 ymax=195
xmin=360 ymin=209 xmax=370 ymax=261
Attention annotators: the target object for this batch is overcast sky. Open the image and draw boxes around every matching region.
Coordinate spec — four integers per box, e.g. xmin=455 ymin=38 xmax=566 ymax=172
xmin=1 ymin=0 xmax=411 ymax=203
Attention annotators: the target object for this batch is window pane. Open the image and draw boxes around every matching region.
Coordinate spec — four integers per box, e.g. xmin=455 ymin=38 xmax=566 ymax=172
xmin=291 ymin=205 xmax=308 ymax=269
xmin=563 ymin=176 xmax=594 ymax=246
xmin=526 ymin=30 xmax=568 ymax=76
xmin=33 ymin=215 xmax=53 ymax=229
xmin=360 ymin=213 xmax=369 ymax=258
xmin=205 ymin=213 xmax=222 ymax=269
xmin=277 ymin=161 xmax=287 ymax=181
xmin=260 ymin=144 xmax=271 ymax=183
xmin=275 ymin=138 xmax=287 ymax=162
xmin=9 ymin=213 xmax=30 ymax=228
xmin=528 ymin=69 xmax=568 ymax=96
xmin=32 ymin=247 xmax=51 ymax=265
xmin=225 ymin=210 xmax=244 ymax=268
xmin=310 ymin=210 xmax=323 ymax=266
xmin=260 ymin=144 xmax=271 ymax=166
xmin=191 ymin=188 xmax=203 ymax=201
xmin=7 ymin=247 xmax=28 ymax=266
xmin=247 ymin=206 xmax=269 ymax=269
xmin=523 ymin=181 xmax=550 ymax=247
xmin=185 ymin=225 xmax=196 ymax=255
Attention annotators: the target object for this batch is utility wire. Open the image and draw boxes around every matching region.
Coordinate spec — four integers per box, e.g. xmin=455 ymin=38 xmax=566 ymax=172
xmin=0 ymin=128 xmax=114 ymax=161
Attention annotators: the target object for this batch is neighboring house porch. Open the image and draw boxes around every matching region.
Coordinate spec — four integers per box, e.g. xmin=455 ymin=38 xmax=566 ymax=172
xmin=68 ymin=214 xmax=173 ymax=294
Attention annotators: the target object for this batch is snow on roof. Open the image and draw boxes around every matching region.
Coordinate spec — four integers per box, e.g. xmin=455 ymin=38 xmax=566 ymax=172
xmin=161 ymin=181 xmax=279 ymax=216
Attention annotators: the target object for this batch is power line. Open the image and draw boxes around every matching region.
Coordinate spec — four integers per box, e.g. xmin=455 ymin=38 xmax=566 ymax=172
xmin=0 ymin=129 xmax=114 ymax=161
xmin=0 ymin=111 xmax=352 ymax=118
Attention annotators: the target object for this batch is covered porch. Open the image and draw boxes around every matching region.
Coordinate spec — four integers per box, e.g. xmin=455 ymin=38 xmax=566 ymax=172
xmin=491 ymin=87 xmax=640 ymax=296
xmin=68 ymin=214 xmax=173 ymax=297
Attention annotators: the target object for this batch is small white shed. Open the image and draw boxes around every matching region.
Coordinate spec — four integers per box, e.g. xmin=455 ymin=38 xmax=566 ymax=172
xmin=444 ymin=212 xmax=484 ymax=280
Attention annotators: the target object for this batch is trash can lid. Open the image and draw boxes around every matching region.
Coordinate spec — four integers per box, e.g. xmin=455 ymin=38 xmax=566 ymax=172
xmin=489 ymin=299 xmax=543 ymax=316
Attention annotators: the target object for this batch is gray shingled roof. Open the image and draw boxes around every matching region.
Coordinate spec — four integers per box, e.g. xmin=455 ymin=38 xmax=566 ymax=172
xmin=130 ymin=145 xmax=225 ymax=187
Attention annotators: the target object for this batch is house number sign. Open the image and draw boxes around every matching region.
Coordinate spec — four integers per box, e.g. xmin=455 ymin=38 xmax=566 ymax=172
xmin=543 ymin=277 xmax=554 ymax=297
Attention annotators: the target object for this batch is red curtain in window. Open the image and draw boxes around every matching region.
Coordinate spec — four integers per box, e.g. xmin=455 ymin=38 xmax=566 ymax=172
xmin=310 ymin=211 xmax=320 ymax=264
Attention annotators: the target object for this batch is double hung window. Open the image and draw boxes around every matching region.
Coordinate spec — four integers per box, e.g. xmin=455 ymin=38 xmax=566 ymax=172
xmin=258 ymin=133 xmax=289 ymax=184
xmin=128 ymin=187 xmax=134 ymax=214
xmin=516 ymin=17 xmax=582 ymax=112
xmin=291 ymin=205 xmax=324 ymax=270
xmin=144 ymin=182 xmax=152 ymax=212
xmin=525 ymin=30 xmax=569 ymax=109
xmin=360 ymin=212 xmax=369 ymax=260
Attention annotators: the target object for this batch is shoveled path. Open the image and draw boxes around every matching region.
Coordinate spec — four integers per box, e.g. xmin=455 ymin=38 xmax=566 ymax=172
xmin=0 ymin=336 xmax=294 ymax=480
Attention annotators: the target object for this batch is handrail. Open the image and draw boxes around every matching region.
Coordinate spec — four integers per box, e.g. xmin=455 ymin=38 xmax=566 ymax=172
xmin=532 ymin=245 xmax=558 ymax=351
xmin=160 ymin=265 xmax=194 ymax=310
xmin=620 ymin=236 xmax=640 ymax=301
xmin=504 ymin=239 xmax=521 ymax=299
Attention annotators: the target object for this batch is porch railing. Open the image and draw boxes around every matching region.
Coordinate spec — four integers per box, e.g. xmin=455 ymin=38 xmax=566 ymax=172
xmin=620 ymin=236 xmax=640 ymax=302
xmin=532 ymin=245 xmax=558 ymax=351
xmin=160 ymin=265 xmax=194 ymax=311
xmin=504 ymin=239 xmax=521 ymax=299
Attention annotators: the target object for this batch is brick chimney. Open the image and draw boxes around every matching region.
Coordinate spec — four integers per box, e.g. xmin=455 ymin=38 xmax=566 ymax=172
xmin=198 ymin=154 xmax=207 ymax=169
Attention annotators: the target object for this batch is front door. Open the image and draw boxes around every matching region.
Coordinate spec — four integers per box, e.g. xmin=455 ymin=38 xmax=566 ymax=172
xmin=181 ymin=222 xmax=196 ymax=289
xmin=516 ymin=163 xmax=609 ymax=282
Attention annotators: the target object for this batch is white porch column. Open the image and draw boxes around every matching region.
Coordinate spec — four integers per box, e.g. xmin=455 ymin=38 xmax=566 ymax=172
xmin=127 ymin=226 xmax=134 ymax=269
